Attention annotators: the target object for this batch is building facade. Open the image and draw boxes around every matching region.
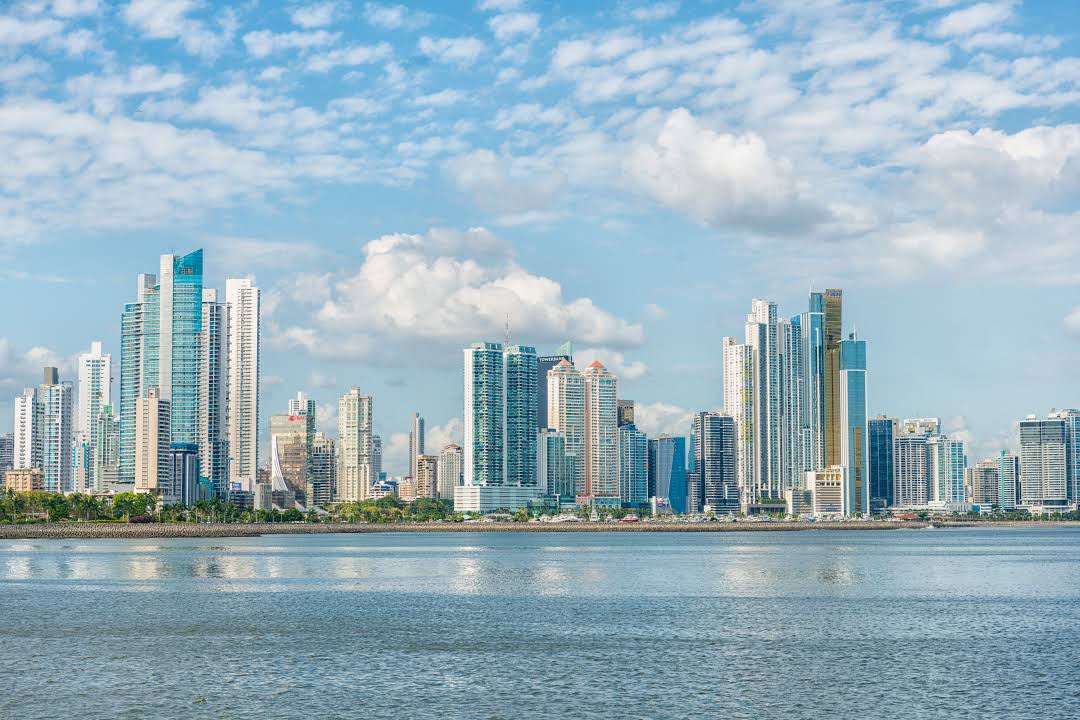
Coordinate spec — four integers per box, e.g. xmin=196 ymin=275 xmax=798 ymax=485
xmin=618 ymin=423 xmax=648 ymax=505
xmin=337 ymin=388 xmax=374 ymax=502
xmin=226 ymin=278 xmax=260 ymax=493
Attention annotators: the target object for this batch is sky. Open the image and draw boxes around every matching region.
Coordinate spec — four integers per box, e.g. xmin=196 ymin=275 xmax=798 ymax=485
xmin=0 ymin=0 xmax=1078 ymax=475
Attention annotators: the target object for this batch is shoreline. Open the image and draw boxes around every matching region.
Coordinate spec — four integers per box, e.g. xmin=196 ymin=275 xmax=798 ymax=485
xmin=0 ymin=520 xmax=1075 ymax=540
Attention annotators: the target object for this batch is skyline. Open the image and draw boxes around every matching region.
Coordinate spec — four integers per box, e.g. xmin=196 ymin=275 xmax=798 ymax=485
xmin=2 ymin=0 xmax=1080 ymax=472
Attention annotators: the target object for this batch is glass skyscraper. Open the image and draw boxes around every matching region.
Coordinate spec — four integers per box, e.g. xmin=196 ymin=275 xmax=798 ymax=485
xmin=691 ymin=411 xmax=738 ymax=514
xmin=504 ymin=345 xmax=538 ymax=487
xmin=618 ymin=423 xmax=648 ymax=505
xmin=839 ymin=335 xmax=868 ymax=515
xmin=647 ymin=435 xmax=687 ymax=513
xmin=867 ymin=416 xmax=895 ymax=511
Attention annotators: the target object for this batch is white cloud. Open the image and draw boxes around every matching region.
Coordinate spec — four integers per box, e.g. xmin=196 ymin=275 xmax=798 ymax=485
xmin=308 ymin=370 xmax=337 ymax=389
xmin=363 ymin=3 xmax=430 ymax=30
xmin=305 ymin=42 xmax=393 ymax=72
xmin=418 ymin=35 xmax=485 ymax=66
xmin=1066 ymin=307 xmax=1080 ymax=336
xmin=274 ymin=227 xmax=645 ymax=362
xmin=489 ymin=12 xmax=539 ymax=42
xmin=242 ymin=29 xmax=339 ymax=58
xmin=52 ymin=0 xmax=102 ymax=17
xmin=290 ymin=2 xmax=339 ymax=29
xmin=426 ymin=417 xmax=463 ymax=454
xmin=65 ymin=65 xmax=186 ymax=115
xmin=412 ymin=89 xmax=469 ymax=107
xmin=202 ymin=236 xmax=328 ymax=272
xmin=644 ymin=303 xmax=667 ymax=320
xmin=576 ymin=348 xmax=648 ymax=381
xmin=444 ymin=149 xmax=564 ymax=218
xmin=122 ymin=0 xmax=236 ymax=58
xmin=633 ymin=401 xmax=694 ymax=437
xmin=630 ymin=3 xmax=679 ymax=22
xmin=0 ymin=338 xmax=73 ymax=388
xmin=0 ymin=15 xmax=64 ymax=46
xmin=931 ymin=1 xmax=1015 ymax=37
xmin=477 ymin=0 xmax=523 ymax=11
xmin=626 ymin=108 xmax=825 ymax=234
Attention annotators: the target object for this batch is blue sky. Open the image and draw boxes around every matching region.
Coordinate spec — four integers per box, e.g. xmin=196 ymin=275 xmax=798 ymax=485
xmin=1 ymin=0 xmax=1078 ymax=474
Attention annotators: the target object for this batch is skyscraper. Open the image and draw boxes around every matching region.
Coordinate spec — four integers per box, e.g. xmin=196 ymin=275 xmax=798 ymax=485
xmin=0 ymin=432 xmax=12 ymax=486
xmin=722 ymin=336 xmax=755 ymax=506
xmin=1048 ymin=409 xmax=1080 ymax=507
xmin=929 ymin=435 xmax=966 ymax=507
xmin=780 ymin=316 xmax=804 ymax=490
xmin=226 ymin=278 xmax=260 ymax=493
xmin=120 ymin=251 xmax=203 ymax=484
xmin=310 ymin=432 xmax=336 ymax=507
xmin=134 ymin=387 xmax=170 ymax=496
xmin=416 ymin=455 xmax=438 ymax=499
xmin=582 ymin=360 xmax=618 ymax=505
xmin=839 ymin=335 xmax=869 ymax=515
xmin=618 ymin=423 xmax=648 ymax=505
xmin=504 ymin=345 xmax=538 ymax=486
xmin=1019 ymin=416 xmax=1068 ymax=512
xmin=199 ymin=289 xmax=228 ymax=497
xmin=867 ymin=416 xmax=895 ymax=511
xmin=968 ymin=459 xmax=1000 ymax=507
xmin=536 ymin=341 xmax=572 ymax=430
xmin=691 ymin=411 xmax=738 ymax=514
xmin=13 ymin=386 xmax=40 ymax=471
xmin=894 ymin=424 xmax=933 ymax=507
xmin=537 ymin=430 xmax=574 ymax=500
xmin=648 ymin=435 xmax=687 ymax=514
xmin=800 ymin=294 xmax=826 ymax=473
xmin=269 ymin=410 xmax=313 ymax=497
xmin=459 ymin=341 xmax=541 ymax=511
xmin=617 ymin=399 xmax=635 ymax=428
xmin=822 ymin=288 xmax=843 ymax=467
xmin=999 ymin=450 xmax=1019 ymax=511
xmin=463 ymin=342 xmax=504 ymax=488
xmin=409 ymin=412 xmax=425 ymax=481
xmin=547 ymin=358 xmax=585 ymax=495
xmin=40 ymin=368 xmax=74 ymax=494
xmin=437 ymin=444 xmax=463 ymax=500
xmin=94 ymin=405 xmax=119 ymax=490
xmin=746 ymin=299 xmax=782 ymax=503
xmin=337 ymin=388 xmax=374 ymax=502
xmin=77 ymin=341 xmax=111 ymax=491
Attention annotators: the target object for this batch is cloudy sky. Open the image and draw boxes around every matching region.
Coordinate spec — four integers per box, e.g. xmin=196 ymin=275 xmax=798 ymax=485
xmin=1 ymin=0 xmax=1078 ymax=473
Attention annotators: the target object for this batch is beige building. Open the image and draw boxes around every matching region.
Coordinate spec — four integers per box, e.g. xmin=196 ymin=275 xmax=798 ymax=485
xmin=134 ymin=387 xmax=171 ymax=494
xmin=398 ymin=476 xmax=417 ymax=502
xmin=5 ymin=467 xmax=45 ymax=492
xmin=806 ymin=466 xmax=846 ymax=516
xmin=337 ymin=389 xmax=375 ymax=502
xmin=416 ymin=455 xmax=438 ymax=499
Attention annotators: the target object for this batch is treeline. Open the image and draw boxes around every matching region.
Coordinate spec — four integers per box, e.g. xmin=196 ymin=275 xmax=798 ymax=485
xmin=0 ymin=489 xmax=464 ymax=525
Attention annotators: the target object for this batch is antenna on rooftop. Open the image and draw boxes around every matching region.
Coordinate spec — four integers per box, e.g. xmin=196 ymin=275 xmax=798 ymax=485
xmin=505 ymin=314 xmax=511 ymax=346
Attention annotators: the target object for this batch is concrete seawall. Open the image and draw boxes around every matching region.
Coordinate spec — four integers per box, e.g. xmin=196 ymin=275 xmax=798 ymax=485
xmin=0 ymin=520 xmax=962 ymax=540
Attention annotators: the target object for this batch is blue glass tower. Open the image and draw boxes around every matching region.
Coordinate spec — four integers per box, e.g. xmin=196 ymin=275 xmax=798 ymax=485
xmin=868 ymin=417 xmax=895 ymax=511
xmin=839 ymin=336 xmax=869 ymax=514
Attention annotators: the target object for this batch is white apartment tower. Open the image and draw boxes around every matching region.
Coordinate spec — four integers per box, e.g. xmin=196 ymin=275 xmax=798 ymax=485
xmin=77 ymin=341 xmax=111 ymax=490
xmin=337 ymin=388 xmax=374 ymax=502
xmin=134 ymin=387 xmax=171 ymax=495
xmin=582 ymin=361 xmax=618 ymax=503
xmin=722 ymin=336 xmax=755 ymax=505
xmin=13 ymin=387 xmax=40 ymax=470
xmin=226 ymin=278 xmax=260 ymax=492
xmin=547 ymin=359 xmax=585 ymax=495
xmin=199 ymin=290 xmax=229 ymax=496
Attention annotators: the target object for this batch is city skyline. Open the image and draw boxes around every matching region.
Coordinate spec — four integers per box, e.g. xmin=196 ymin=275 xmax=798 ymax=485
xmin=1 ymin=0 xmax=1080 ymax=473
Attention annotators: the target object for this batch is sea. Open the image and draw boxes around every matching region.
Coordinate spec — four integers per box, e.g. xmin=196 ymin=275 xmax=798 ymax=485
xmin=1 ymin=527 xmax=1078 ymax=719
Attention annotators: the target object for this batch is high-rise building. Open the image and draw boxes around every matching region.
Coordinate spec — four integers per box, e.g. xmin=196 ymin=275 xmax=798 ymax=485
xmin=745 ymin=299 xmax=782 ymax=503
xmin=999 ymin=450 xmax=1019 ymax=511
xmin=1048 ymin=409 xmax=1080 ymax=507
xmin=582 ymin=360 xmax=618 ymax=505
xmin=409 ymin=412 xmax=425 ymax=481
xmin=968 ymin=459 xmax=1000 ymax=507
xmin=894 ymin=428 xmax=933 ymax=507
xmin=537 ymin=430 xmax=574 ymax=500
xmin=459 ymin=342 xmax=541 ymax=512
xmin=77 ymin=341 xmax=111 ymax=491
xmin=0 ymin=432 xmax=12 ymax=486
xmin=867 ymin=416 xmax=895 ymax=511
xmin=134 ymin=387 xmax=170 ymax=496
xmin=617 ymin=399 xmax=635 ymax=428
xmin=929 ymin=435 xmax=966 ymax=506
xmin=13 ymin=387 xmax=40 ymax=470
xmin=648 ymin=435 xmax=687 ymax=513
xmin=536 ymin=341 xmax=572 ymax=430
xmin=416 ymin=455 xmax=438 ymax=499
xmin=40 ymin=368 xmax=74 ymax=493
xmin=168 ymin=443 xmax=200 ymax=507
xmin=799 ymin=294 xmax=826 ymax=473
xmin=839 ymin=335 xmax=869 ymax=515
xmin=780 ymin=316 xmax=804 ymax=491
xmin=547 ymin=358 xmax=585 ymax=494
xmin=463 ymin=342 xmax=505 ymax=488
xmin=199 ymin=289 xmax=228 ymax=497
xmin=822 ymin=288 xmax=843 ymax=467
xmin=120 ymin=251 xmax=203 ymax=485
xmin=372 ymin=434 xmax=383 ymax=482
xmin=618 ymin=423 xmax=648 ymax=505
xmin=225 ymin=278 xmax=260 ymax=493
xmin=691 ymin=411 xmax=738 ymax=514
xmin=310 ymin=432 xmax=336 ymax=507
xmin=807 ymin=466 xmax=846 ymax=515
xmin=1019 ymin=416 xmax=1068 ymax=512
xmin=437 ymin=444 xmax=462 ymax=501
xmin=269 ymin=410 xmax=313 ymax=496
xmin=94 ymin=405 xmax=120 ymax=491
xmin=337 ymin=388 xmax=374 ymax=502
xmin=722 ymin=336 xmax=755 ymax=506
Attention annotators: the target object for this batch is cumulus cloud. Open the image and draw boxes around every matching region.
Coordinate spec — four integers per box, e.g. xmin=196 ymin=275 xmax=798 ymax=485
xmin=418 ymin=35 xmax=485 ymax=66
xmin=633 ymin=401 xmax=695 ymax=437
xmin=576 ymin=348 xmax=648 ymax=381
xmin=305 ymin=42 xmax=393 ymax=72
xmin=931 ymin=2 xmax=1015 ymax=37
xmin=0 ymin=338 xmax=74 ymax=388
xmin=488 ymin=13 xmax=539 ymax=41
xmin=121 ymin=0 xmax=236 ymax=58
xmin=273 ymin=227 xmax=644 ymax=363
xmin=1066 ymin=307 xmax=1080 ymax=336
xmin=444 ymin=149 xmax=565 ymax=219
xmin=290 ymin=2 xmax=340 ymax=29
xmin=626 ymin=108 xmax=826 ymax=234
xmin=363 ymin=3 xmax=430 ymax=30
xmin=242 ymin=29 xmax=339 ymax=58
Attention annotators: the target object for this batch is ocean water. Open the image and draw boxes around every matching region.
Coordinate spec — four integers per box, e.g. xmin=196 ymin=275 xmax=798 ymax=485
xmin=1 ymin=528 xmax=1078 ymax=719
